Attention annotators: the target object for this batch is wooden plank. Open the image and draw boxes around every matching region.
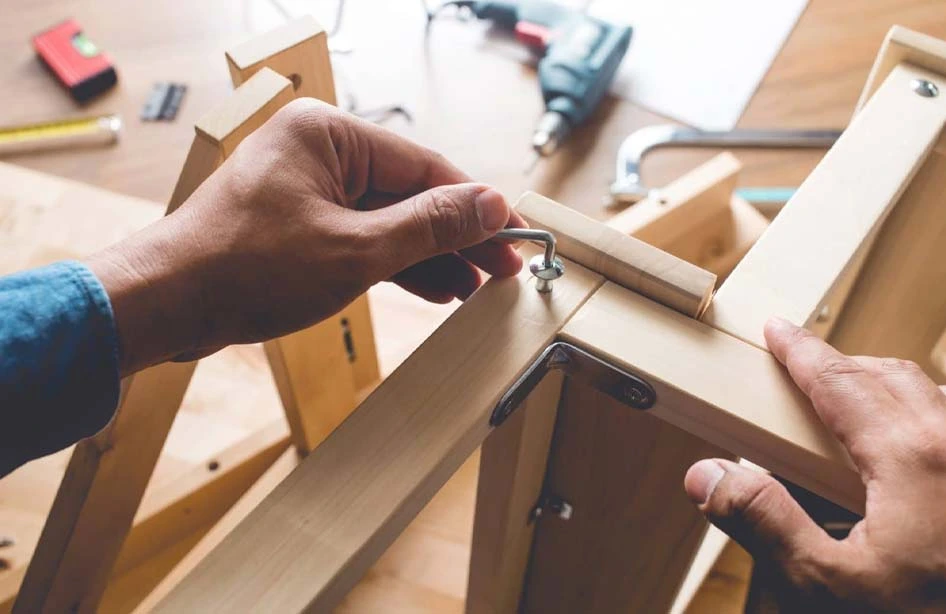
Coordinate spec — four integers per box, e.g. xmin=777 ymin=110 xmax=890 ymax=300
xmin=114 ymin=422 xmax=290 ymax=575
xmin=13 ymin=69 xmax=295 ymax=614
xmin=521 ymin=378 xmax=728 ymax=613
xmin=702 ymin=196 xmax=769 ymax=281
xmin=263 ymin=327 xmax=358 ymax=454
xmin=560 ymin=282 xmax=864 ymax=513
xmin=704 ymin=63 xmax=946 ymax=349
xmin=14 ymin=362 xmax=197 ymax=614
xmin=857 ymin=26 xmax=946 ymax=112
xmin=466 ymin=371 xmax=564 ymax=614
xmin=608 ymin=152 xmax=740 ymax=262
xmin=133 ymin=447 xmax=301 ymax=612
xmin=226 ymin=16 xmax=380 ymax=455
xmin=226 ymin=14 xmax=337 ymax=105
xmin=342 ymin=295 xmax=381 ymax=393
xmin=827 ymin=138 xmax=946 ymax=380
xmin=608 ymin=157 xmax=764 ymax=610
xmin=156 ymin=246 xmax=604 ymax=612
xmin=515 ymin=192 xmax=716 ymax=318
xmin=605 ymin=153 xmax=767 ymax=279
xmin=670 ymin=526 xmax=732 ymax=614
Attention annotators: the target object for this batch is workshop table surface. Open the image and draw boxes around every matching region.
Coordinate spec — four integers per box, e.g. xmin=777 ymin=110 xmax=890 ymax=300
xmin=3 ymin=0 xmax=946 ymax=218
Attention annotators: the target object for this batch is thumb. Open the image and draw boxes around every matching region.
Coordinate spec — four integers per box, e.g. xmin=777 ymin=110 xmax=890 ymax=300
xmin=684 ymin=459 xmax=836 ymax=565
xmin=366 ymin=183 xmax=510 ymax=276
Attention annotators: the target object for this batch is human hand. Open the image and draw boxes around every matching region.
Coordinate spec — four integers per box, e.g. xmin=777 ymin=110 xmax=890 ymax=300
xmin=86 ymin=99 xmax=525 ymax=375
xmin=684 ymin=318 xmax=946 ymax=611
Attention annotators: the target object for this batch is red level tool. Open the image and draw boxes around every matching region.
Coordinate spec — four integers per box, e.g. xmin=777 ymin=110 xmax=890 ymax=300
xmin=32 ymin=19 xmax=117 ymax=103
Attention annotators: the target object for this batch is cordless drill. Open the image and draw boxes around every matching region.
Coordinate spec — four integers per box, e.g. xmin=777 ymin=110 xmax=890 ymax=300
xmin=446 ymin=1 xmax=632 ymax=165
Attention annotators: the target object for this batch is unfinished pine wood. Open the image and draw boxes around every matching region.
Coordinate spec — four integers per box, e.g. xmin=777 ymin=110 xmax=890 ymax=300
xmin=705 ymin=63 xmax=946 ymax=349
xmin=156 ymin=246 xmax=603 ymax=612
xmin=606 ymin=153 xmax=768 ymax=279
xmin=671 ymin=527 xmax=733 ymax=614
xmin=561 ymin=282 xmax=863 ymax=513
xmin=702 ymin=196 xmax=769 ymax=281
xmin=827 ymin=136 xmax=946 ymax=380
xmin=13 ymin=362 xmax=199 ymax=614
xmin=522 ymin=378 xmax=728 ymax=613
xmin=226 ymin=16 xmax=380 ymax=455
xmin=12 ymin=68 xmax=295 ymax=614
xmin=608 ymin=152 xmax=739 ymax=261
xmin=466 ymin=372 xmax=564 ymax=614
xmin=516 ymin=192 xmax=716 ymax=317
xmin=133 ymin=447 xmax=301 ymax=612
xmin=857 ymin=26 xmax=946 ymax=112
xmin=226 ymin=14 xmax=337 ymax=104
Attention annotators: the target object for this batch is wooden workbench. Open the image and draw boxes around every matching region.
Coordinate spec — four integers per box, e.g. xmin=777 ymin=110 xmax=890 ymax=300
xmin=2 ymin=1 xmax=946 ymax=612
xmin=3 ymin=0 xmax=946 ymax=214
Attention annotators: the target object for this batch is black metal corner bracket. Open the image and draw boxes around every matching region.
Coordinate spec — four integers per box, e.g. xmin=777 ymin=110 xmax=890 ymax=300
xmin=490 ymin=342 xmax=657 ymax=426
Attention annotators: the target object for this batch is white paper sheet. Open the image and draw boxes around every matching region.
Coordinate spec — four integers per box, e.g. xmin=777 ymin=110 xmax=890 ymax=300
xmin=582 ymin=0 xmax=810 ymax=130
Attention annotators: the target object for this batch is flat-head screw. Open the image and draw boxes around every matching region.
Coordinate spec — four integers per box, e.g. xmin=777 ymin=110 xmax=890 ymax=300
xmin=912 ymin=78 xmax=939 ymax=98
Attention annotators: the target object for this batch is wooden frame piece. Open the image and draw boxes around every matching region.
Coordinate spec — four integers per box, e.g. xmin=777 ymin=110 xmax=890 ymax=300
xmin=226 ymin=15 xmax=337 ymax=105
xmin=157 ymin=219 xmax=719 ymax=611
xmin=516 ymin=192 xmax=716 ymax=317
xmin=706 ymin=61 xmax=946 ymax=350
xmin=519 ymin=378 xmax=728 ymax=613
xmin=227 ymin=14 xmax=379 ymax=456
xmin=155 ymin=246 xmax=607 ymax=612
xmin=13 ymin=17 xmax=381 ymax=612
xmin=606 ymin=152 xmax=768 ymax=279
xmin=705 ymin=61 xmax=946 ymax=350
xmin=466 ymin=372 xmax=565 ymax=614
xmin=0 ymin=163 xmax=294 ymax=612
xmin=12 ymin=67 xmax=295 ymax=614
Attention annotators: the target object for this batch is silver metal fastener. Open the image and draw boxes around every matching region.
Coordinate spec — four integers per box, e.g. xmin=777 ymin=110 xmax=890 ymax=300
xmin=912 ymin=78 xmax=939 ymax=98
xmin=495 ymin=228 xmax=565 ymax=293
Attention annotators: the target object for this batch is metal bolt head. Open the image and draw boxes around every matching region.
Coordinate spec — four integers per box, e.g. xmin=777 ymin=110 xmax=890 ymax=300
xmin=529 ymin=254 xmax=565 ymax=293
xmin=912 ymin=78 xmax=939 ymax=98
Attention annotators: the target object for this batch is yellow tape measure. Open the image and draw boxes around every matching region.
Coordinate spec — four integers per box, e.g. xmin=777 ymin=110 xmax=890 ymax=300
xmin=0 ymin=114 xmax=121 ymax=156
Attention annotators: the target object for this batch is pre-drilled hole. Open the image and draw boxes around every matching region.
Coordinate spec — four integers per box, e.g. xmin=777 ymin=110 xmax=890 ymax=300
xmin=289 ymin=73 xmax=302 ymax=90
xmin=208 ymin=460 xmax=220 ymax=471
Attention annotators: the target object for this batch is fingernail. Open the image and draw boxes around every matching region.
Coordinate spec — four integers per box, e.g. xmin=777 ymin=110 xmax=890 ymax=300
xmin=475 ymin=189 xmax=509 ymax=232
xmin=686 ymin=460 xmax=726 ymax=505
xmin=766 ymin=316 xmax=798 ymax=335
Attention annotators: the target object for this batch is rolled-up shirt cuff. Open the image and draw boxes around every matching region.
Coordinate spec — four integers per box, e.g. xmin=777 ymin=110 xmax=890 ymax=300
xmin=0 ymin=260 xmax=120 ymax=474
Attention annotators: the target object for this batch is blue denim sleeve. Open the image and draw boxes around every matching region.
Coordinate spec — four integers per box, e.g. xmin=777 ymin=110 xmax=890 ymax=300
xmin=0 ymin=261 xmax=120 ymax=475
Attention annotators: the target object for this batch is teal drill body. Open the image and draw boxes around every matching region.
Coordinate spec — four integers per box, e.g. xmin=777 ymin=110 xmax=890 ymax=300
xmin=470 ymin=1 xmax=633 ymax=156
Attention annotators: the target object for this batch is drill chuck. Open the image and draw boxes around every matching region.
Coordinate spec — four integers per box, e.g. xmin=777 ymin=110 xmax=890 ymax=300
xmin=531 ymin=110 xmax=569 ymax=156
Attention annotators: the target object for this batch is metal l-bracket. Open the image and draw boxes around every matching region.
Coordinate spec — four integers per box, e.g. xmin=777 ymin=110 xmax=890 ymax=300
xmin=490 ymin=342 xmax=656 ymax=426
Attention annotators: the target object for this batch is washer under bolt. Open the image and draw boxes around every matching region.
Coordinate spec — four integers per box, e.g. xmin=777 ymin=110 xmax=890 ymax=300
xmin=912 ymin=78 xmax=939 ymax=98
xmin=495 ymin=228 xmax=565 ymax=293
